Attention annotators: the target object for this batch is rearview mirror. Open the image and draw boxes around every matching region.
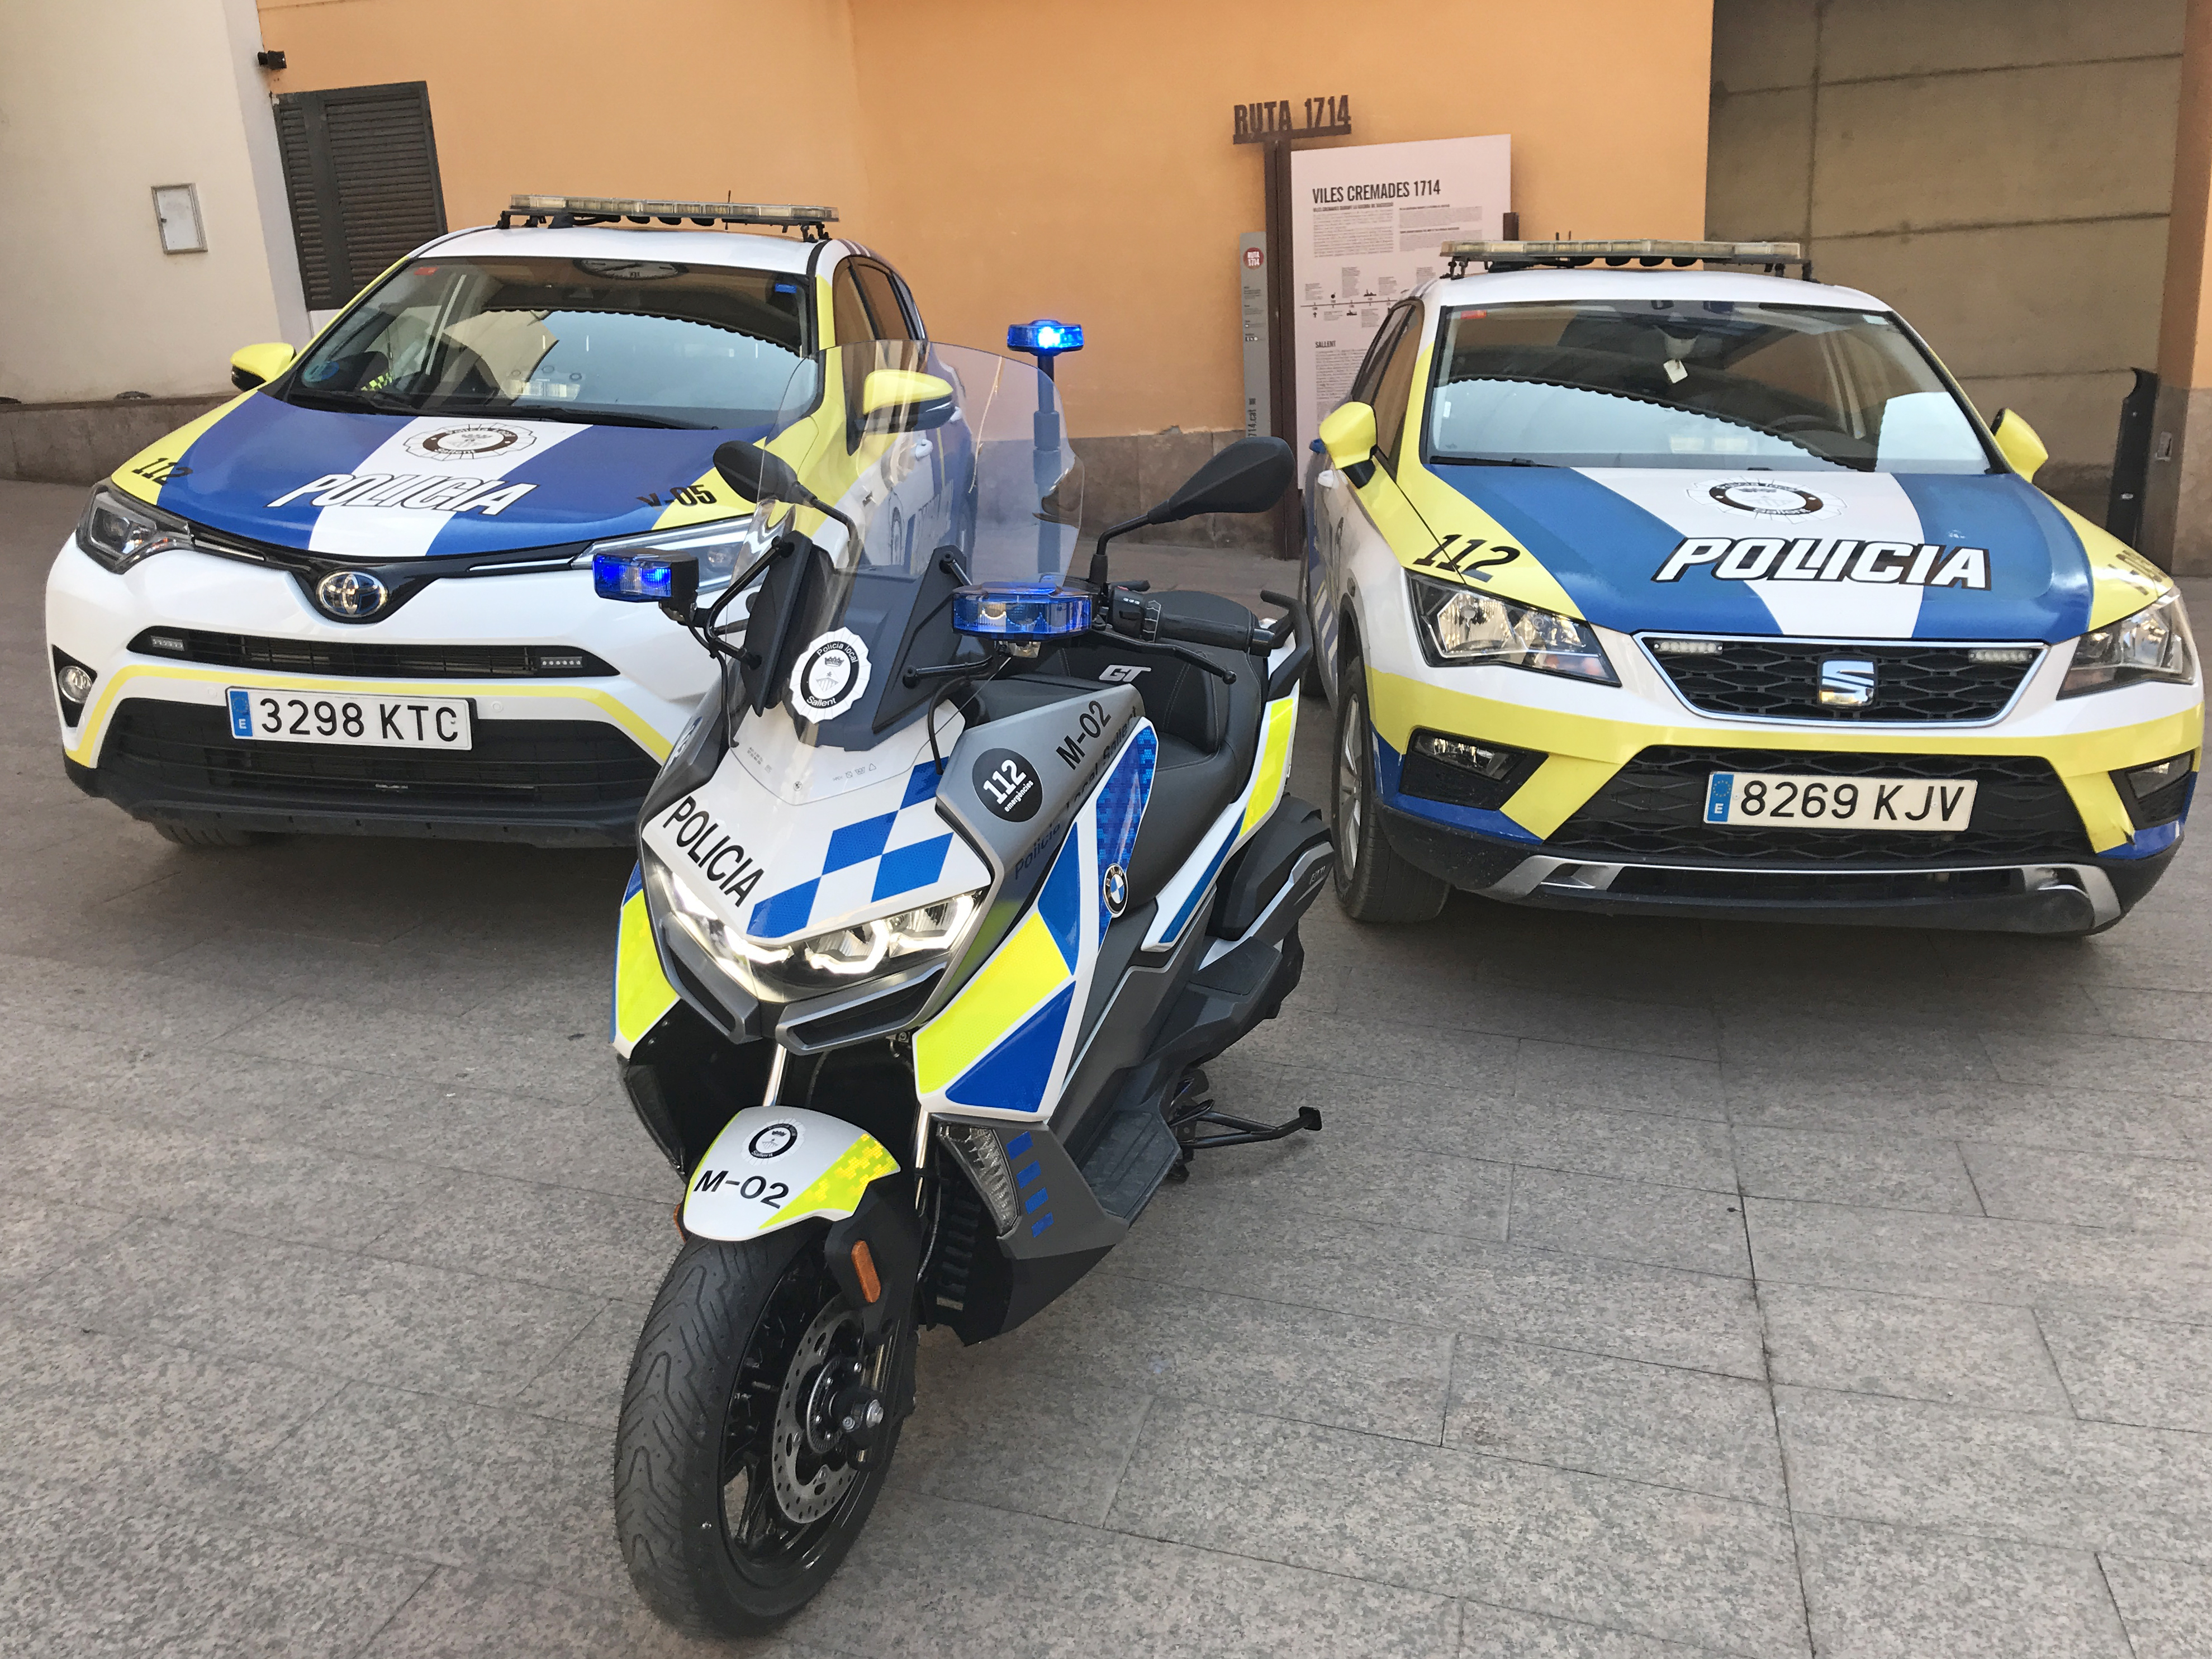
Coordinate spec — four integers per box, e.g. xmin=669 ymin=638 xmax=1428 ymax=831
xmin=714 ymin=440 xmax=805 ymax=506
xmin=1151 ymin=435 xmax=1294 ymax=524
xmin=1990 ymin=408 xmax=2048 ymax=482
xmin=858 ymin=368 xmax=956 ymax=433
xmin=230 ymin=342 xmax=296 ymax=392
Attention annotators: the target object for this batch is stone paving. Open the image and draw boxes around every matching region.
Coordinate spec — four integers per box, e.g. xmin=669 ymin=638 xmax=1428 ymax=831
xmin=5 ymin=474 xmax=2212 ymax=1656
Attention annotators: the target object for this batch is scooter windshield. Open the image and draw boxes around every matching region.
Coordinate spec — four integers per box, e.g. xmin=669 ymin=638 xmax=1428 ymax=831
xmin=734 ymin=342 xmax=1081 ymax=747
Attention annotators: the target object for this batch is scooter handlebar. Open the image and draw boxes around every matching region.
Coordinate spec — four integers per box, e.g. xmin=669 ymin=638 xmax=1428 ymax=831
xmin=1105 ymin=589 xmax=1272 ymax=652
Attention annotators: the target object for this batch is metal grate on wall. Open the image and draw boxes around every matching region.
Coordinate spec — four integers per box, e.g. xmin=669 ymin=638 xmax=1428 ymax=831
xmin=273 ymin=82 xmax=447 ymax=311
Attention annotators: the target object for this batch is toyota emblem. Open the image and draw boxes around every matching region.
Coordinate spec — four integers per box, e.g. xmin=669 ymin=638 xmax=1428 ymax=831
xmin=316 ymin=569 xmax=389 ymax=619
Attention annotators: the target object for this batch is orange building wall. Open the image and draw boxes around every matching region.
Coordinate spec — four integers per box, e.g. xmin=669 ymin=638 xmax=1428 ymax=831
xmin=255 ymin=0 xmax=1711 ymax=437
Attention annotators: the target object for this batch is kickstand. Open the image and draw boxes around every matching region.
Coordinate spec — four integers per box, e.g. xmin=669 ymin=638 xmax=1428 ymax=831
xmin=1163 ymin=1067 xmax=1322 ymax=1182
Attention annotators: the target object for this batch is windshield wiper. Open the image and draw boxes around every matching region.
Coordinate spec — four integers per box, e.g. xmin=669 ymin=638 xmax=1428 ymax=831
xmin=284 ymin=386 xmax=420 ymax=416
xmin=1449 ymin=455 xmax=1555 ymax=467
xmin=434 ymin=402 xmax=697 ymax=430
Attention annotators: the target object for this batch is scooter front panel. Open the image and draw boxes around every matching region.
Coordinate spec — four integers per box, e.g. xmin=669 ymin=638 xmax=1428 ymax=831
xmin=913 ymin=722 xmax=1156 ymax=1120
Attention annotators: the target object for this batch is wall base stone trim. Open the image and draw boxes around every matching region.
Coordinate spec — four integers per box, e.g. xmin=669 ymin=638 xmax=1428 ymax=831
xmin=0 ymin=395 xmax=228 ymax=486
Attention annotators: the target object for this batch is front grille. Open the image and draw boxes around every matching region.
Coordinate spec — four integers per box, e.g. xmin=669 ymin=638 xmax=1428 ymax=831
xmin=101 ymin=700 xmax=658 ymax=811
xmin=1552 ymin=747 xmax=2094 ymax=864
xmin=131 ymin=628 xmax=615 ymax=679
xmin=1647 ymin=638 xmax=2037 ymax=722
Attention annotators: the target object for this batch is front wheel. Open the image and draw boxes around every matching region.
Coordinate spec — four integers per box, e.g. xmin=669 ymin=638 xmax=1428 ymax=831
xmin=615 ymin=1226 xmax=906 ymax=1638
xmin=1331 ymin=653 xmax=1450 ymax=923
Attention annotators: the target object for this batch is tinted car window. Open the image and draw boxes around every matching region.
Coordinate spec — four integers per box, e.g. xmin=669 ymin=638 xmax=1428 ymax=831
xmin=1426 ymin=300 xmax=1991 ymax=472
xmin=287 ymin=255 xmax=808 ymax=428
xmin=852 ymin=263 xmax=918 ymax=342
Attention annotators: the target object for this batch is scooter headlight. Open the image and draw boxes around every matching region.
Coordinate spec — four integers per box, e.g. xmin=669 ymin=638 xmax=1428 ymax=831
xmin=644 ymin=846 xmax=980 ymax=1003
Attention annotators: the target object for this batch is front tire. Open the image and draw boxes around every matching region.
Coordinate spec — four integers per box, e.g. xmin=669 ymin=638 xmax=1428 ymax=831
xmin=615 ymin=1226 xmax=905 ymax=1638
xmin=1331 ymin=653 xmax=1450 ymax=923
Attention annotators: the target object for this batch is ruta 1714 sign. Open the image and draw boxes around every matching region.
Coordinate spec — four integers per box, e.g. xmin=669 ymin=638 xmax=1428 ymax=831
xmin=1233 ymin=97 xmax=1352 ymax=143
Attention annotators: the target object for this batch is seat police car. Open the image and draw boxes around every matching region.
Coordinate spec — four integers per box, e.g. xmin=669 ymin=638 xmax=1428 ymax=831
xmin=47 ymin=195 xmax=930 ymax=846
xmin=1306 ymin=239 xmax=2201 ymax=935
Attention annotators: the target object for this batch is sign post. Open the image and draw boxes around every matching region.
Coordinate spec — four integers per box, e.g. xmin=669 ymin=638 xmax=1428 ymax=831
xmin=1239 ymin=233 xmax=1269 ymax=437
xmin=1234 ymin=97 xmax=1354 ymax=557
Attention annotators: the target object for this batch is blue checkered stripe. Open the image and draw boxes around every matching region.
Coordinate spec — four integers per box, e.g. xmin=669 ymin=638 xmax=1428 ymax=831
xmin=747 ymin=762 xmax=955 ymax=941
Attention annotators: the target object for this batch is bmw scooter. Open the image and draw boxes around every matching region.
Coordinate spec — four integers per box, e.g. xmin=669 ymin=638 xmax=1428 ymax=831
xmin=595 ymin=342 xmax=1332 ymax=1636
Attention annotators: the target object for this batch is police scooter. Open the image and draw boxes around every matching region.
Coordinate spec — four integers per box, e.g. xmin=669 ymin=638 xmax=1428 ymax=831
xmin=596 ymin=342 xmax=1332 ymax=1635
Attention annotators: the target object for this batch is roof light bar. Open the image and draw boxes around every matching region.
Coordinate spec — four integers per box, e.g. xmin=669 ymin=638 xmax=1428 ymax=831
xmin=1443 ymin=239 xmax=1809 ymax=278
xmin=500 ymin=195 xmax=838 ymax=238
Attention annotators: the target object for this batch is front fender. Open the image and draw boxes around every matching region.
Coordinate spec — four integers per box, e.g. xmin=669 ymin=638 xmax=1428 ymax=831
xmin=682 ymin=1106 xmax=900 ymax=1241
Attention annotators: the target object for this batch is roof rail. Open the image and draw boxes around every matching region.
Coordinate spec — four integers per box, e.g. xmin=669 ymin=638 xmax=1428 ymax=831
xmin=1442 ymin=239 xmax=1809 ymax=279
xmin=500 ymin=195 xmax=838 ymax=240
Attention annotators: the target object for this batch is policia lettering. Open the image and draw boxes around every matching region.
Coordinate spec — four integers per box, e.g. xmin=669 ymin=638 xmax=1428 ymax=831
xmin=264 ymin=473 xmax=538 ymax=515
xmin=1654 ymin=537 xmax=1991 ymax=590
xmin=659 ymin=795 xmax=766 ymax=903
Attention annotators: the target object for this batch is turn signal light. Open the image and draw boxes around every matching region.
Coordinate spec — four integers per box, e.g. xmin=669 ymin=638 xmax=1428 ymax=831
xmin=850 ymin=1240 xmax=881 ymax=1304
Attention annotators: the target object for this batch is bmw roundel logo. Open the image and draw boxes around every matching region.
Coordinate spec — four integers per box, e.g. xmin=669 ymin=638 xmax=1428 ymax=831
xmin=315 ymin=569 xmax=389 ymax=619
xmin=747 ymin=1121 xmax=800 ymax=1160
xmin=1102 ymin=863 xmax=1129 ymax=916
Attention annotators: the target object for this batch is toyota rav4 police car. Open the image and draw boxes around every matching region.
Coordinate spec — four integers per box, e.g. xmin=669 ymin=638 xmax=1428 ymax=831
xmin=46 ymin=195 xmax=929 ymax=846
xmin=1306 ymin=240 xmax=2201 ymax=935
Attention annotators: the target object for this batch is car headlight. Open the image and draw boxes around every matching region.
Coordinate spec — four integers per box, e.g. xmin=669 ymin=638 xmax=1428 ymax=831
xmin=1408 ymin=572 xmax=1617 ymax=682
xmin=643 ymin=845 xmax=981 ymax=1004
xmin=2060 ymin=590 xmax=2197 ymax=697
xmin=76 ymin=484 xmax=198 ymax=573
xmin=586 ymin=515 xmax=771 ymax=595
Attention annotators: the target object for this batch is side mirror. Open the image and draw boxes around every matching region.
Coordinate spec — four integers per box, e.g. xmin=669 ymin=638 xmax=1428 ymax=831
xmin=1152 ymin=435 xmax=1295 ymax=524
xmin=1317 ymin=401 xmax=1379 ymax=472
xmin=230 ymin=342 xmax=296 ymax=392
xmin=858 ymin=368 xmax=956 ymax=433
xmin=714 ymin=440 xmax=805 ymax=506
xmin=1990 ymin=408 xmax=2048 ymax=481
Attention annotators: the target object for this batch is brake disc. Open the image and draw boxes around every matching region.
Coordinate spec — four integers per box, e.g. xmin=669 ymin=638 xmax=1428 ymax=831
xmin=770 ymin=1300 xmax=862 ymax=1523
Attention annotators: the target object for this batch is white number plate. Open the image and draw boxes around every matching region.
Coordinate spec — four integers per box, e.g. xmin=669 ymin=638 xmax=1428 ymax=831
xmin=1704 ymin=772 xmax=1976 ymax=831
xmin=225 ymin=688 xmax=474 ymax=750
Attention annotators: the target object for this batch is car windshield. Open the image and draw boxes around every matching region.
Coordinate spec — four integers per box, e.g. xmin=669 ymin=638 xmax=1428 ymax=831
xmin=1425 ymin=299 xmax=1993 ymax=473
xmin=284 ymin=254 xmax=809 ymax=429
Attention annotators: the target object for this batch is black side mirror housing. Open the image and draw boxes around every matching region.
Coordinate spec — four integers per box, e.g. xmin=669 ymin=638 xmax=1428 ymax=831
xmin=1152 ymin=435 xmax=1295 ymax=523
xmin=1083 ymin=435 xmax=1297 ymax=589
xmin=714 ymin=440 xmax=803 ymax=506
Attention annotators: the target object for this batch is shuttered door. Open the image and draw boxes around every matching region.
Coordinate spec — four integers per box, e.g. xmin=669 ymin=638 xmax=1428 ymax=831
xmin=273 ymin=83 xmax=447 ymax=310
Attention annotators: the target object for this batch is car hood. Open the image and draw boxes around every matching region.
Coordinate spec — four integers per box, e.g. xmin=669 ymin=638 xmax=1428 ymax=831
xmin=126 ymin=392 xmax=767 ymax=557
xmin=1428 ymin=463 xmax=2099 ymax=643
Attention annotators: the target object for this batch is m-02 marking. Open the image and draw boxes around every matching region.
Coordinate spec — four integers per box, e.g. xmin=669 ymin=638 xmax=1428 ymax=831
xmin=1052 ymin=698 xmax=1112 ymax=770
xmin=225 ymin=687 xmax=473 ymax=750
xmin=690 ymin=1168 xmax=791 ymax=1208
xmin=1705 ymin=771 xmax=1978 ymax=830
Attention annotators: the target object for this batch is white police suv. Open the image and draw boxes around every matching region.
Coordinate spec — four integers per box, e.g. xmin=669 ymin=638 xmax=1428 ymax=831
xmin=46 ymin=195 xmax=929 ymax=846
xmin=1307 ymin=240 xmax=2201 ymax=935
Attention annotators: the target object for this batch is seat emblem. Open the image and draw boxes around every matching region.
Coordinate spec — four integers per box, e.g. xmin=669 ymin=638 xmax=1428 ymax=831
xmin=1817 ymin=657 xmax=1877 ymax=709
xmin=315 ymin=569 xmax=389 ymax=619
xmin=1102 ymin=863 xmax=1129 ymax=916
